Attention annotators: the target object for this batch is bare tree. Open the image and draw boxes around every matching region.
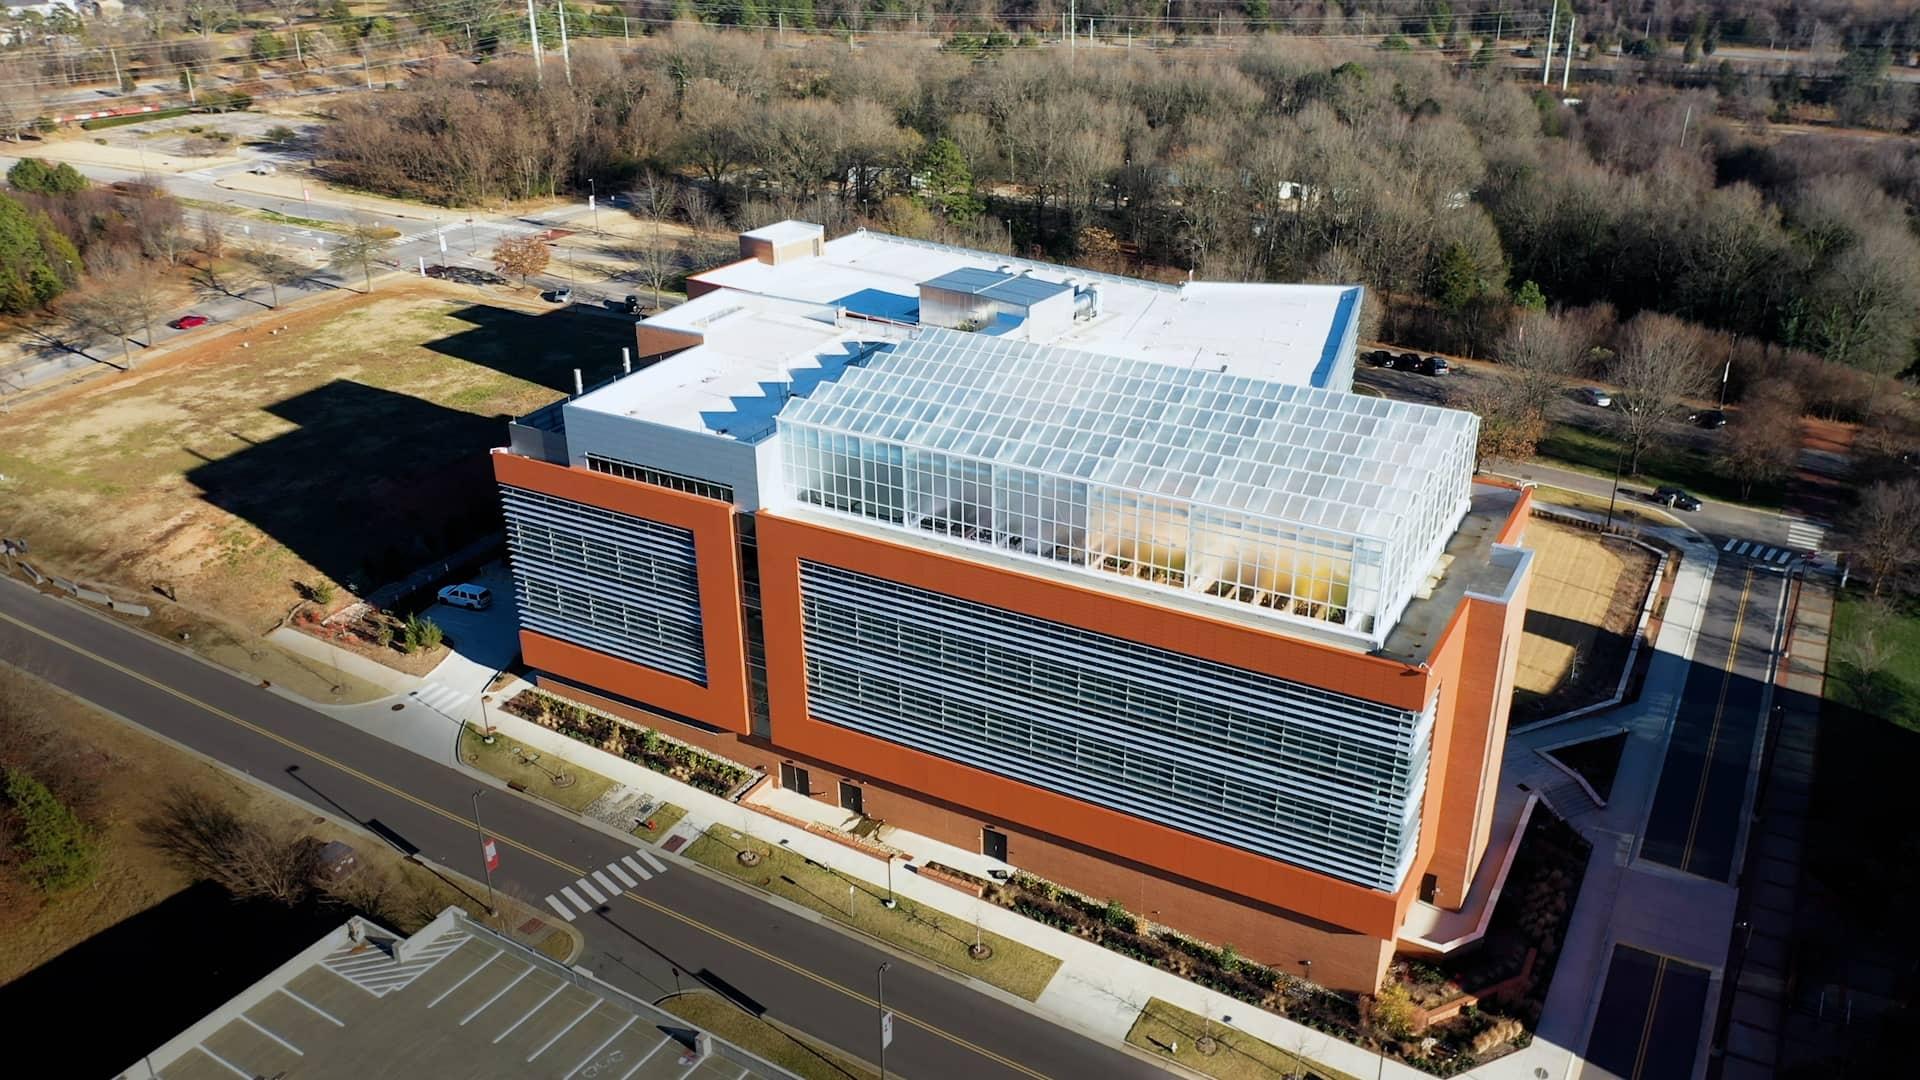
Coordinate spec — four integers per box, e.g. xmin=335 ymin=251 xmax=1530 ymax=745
xmin=1609 ymin=312 xmax=1713 ymax=474
xmin=197 ymin=210 xmax=226 ymax=267
xmin=60 ymin=270 xmax=163 ymax=368
xmin=142 ymin=786 xmax=323 ymax=904
xmin=1716 ymin=380 xmax=1801 ymax=500
xmin=242 ymin=245 xmax=306 ymax=308
xmin=329 ymin=220 xmax=393 ymax=293
xmin=1846 ymin=477 xmax=1920 ymax=598
xmin=491 ymin=235 xmax=551 ymax=288
xmin=628 ymin=173 xmax=679 ymax=308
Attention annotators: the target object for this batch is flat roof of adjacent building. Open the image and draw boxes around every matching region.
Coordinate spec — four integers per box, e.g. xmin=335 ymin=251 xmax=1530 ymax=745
xmin=688 ymin=229 xmax=1360 ymax=386
xmin=568 ymin=291 xmax=905 ymax=444
xmin=122 ymin=909 xmax=800 ymax=1080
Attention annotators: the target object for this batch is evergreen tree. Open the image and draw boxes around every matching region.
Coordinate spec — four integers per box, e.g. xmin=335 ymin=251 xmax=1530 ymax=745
xmin=917 ymin=137 xmax=981 ymax=222
xmin=0 ymin=192 xmax=79 ymax=313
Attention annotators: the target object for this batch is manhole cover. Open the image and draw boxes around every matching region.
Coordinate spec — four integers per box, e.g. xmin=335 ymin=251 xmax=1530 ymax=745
xmin=390 ymin=703 xmax=405 ymax=711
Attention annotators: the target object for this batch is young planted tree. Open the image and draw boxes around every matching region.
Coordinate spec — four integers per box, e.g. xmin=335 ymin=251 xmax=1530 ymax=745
xmin=243 ymin=244 xmax=306 ymax=307
xmin=491 ymin=234 xmax=551 ymax=288
xmin=1608 ymin=312 xmax=1713 ymax=474
xmin=329 ymin=220 xmax=393 ymax=293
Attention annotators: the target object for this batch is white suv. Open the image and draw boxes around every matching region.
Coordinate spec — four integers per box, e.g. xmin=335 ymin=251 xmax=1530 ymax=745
xmin=437 ymin=584 xmax=492 ymax=610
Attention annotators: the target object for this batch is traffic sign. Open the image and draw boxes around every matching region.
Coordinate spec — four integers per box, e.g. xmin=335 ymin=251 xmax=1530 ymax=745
xmin=482 ymin=837 xmax=499 ymax=872
xmin=880 ymin=1010 xmax=893 ymax=1049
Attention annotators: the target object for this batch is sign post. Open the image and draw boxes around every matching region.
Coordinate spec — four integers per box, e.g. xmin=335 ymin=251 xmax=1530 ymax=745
xmin=877 ymin=962 xmax=891 ymax=1080
xmin=472 ymin=790 xmax=499 ymax=917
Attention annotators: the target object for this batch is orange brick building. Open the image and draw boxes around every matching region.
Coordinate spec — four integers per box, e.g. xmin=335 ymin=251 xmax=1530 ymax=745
xmin=495 ymin=224 xmax=1534 ymax=993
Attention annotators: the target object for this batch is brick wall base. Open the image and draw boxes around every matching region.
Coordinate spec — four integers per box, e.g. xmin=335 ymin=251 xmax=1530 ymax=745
xmin=536 ymin=675 xmax=1396 ymax=993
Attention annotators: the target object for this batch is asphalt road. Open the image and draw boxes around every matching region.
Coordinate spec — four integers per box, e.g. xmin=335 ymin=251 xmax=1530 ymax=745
xmin=1580 ymin=944 xmax=1714 ymax=1080
xmin=1638 ymin=560 xmax=1789 ymax=882
xmin=0 ymin=577 xmax=1169 ymax=1080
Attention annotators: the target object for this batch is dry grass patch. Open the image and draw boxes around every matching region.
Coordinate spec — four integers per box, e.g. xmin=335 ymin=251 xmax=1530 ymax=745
xmin=1512 ymin=520 xmax=1659 ymax=723
xmin=1124 ymin=997 xmax=1360 ymax=1080
xmin=658 ymin=992 xmax=877 ymax=1080
xmin=0 ymin=283 xmax=629 ymax=689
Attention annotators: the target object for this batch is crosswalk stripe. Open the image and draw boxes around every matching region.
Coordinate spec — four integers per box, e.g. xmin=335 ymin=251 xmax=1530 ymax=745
xmin=545 ymin=895 xmax=575 ymax=921
xmin=607 ymin=862 xmax=637 ymax=888
xmin=592 ymin=869 xmax=619 ymax=894
xmin=619 ymin=855 xmax=651 ymax=881
xmin=560 ymin=886 xmax=590 ymax=913
xmin=1773 ymin=549 xmax=1792 ymax=564
xmin=1723 ymin=538 xmax=1737 ymax=551
xmin=635 ymin=848 xmax=667 ymax=873
xmin=1735 ymin=541 xmax=1752 ymax=555
xmin=576 ymin=877 xmax=606 ymax=903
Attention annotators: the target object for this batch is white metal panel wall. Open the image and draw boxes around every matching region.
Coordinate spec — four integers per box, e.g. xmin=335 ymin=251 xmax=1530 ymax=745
xmin=563 ymin=406 xmax=766 ymax=510
xmin=502 ymin=486 xmax=707 ymax=684
xmin=796 ymin=561 xmax=1432 ymax=891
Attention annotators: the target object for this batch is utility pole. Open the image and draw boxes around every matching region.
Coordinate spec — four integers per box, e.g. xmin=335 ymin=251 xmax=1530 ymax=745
xmin=622 ymin=14 xmax=629 ymax=44
xmin=557 ymin=0 xmax=572 ymax=85
xmin=359 ymin=40 xmax=372 ymax=90
xmin=1679 ymin=102 xmax=1693 ymax=147
xmin=184 ymin=65 xmax=196 ymax=105
xmin=527 ymin=0 xmax=543 ymax=82
xmin=1069 ymin=0 xmax=1076 ymax=56
xmin=1562 ymin=16 xmax=1576 ymax=92
xmin=1541 ymin=3 xmax=1557 ymax=85
xmin=471 ymin=790 xmax=499 ymax=917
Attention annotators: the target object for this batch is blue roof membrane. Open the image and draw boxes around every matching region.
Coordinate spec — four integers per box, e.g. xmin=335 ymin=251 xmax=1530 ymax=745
xmin=1309 ymin=286 xmax=1363 ymax=389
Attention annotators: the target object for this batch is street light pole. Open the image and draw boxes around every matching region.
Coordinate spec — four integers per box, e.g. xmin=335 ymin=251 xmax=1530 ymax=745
xmin=877 ymin=961 xmax=890 ymax=1080
xmin=1603 ymin=444 xmax=1626 ymax=532
xmin=588 ymin=178 xmax=600 ymax=235
xmin=883 ymin=854 xmax=897 ymax=909
xmin=471 ymin=789 xmax=499 ymax=917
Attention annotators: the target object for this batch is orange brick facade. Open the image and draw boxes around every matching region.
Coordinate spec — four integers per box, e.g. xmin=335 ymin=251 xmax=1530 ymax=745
xmin=499 ymin=450 xmax=1533 ymax=993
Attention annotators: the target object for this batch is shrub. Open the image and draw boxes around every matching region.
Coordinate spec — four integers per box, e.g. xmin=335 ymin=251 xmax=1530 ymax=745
xmin=1373 ymin=981 xmax=1418 ymax=1039
xmin=306 ymin=580 xmax=335 ymax=606
xmin=2 ymin=767 xmax=99 ymax=892
xmin=399 ymin=613 xmax=443 ymax=653
xmin=7 ymin=158 xmax=88 ymax=196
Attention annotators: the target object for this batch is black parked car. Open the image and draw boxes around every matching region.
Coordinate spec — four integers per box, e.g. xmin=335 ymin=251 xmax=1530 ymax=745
xmin=1420 ymin=355 xmax=1451 ymax=376
xmin=1394 ymin=351 xmax=1423 ymax=371
xmin=1364 ymin=349 xmax=1396 ymax=367
xmin=1689 ymin=409 xmax=1728 ymax=429
xmin=1652 ymin=485 xmax=1702 ymax=511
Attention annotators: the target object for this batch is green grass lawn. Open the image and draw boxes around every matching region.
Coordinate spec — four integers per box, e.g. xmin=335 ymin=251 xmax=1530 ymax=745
xmin=632 ymin=802 xmax=687 ymax=842
xmin=683 ymin=824 xmax=1061 ymax=1001
xmin=658 ymin=992 xmax=876 ymax=1080
xmin=1535 ymin=423 xmax=1785 ymax=510
xmin=458 ymin=726 xmax=616 ymax=813
xmin=1124 ymin=998 xmax=1360 ymax=1080
xmin=1826 ymin=589 xmax=1920 ymax=733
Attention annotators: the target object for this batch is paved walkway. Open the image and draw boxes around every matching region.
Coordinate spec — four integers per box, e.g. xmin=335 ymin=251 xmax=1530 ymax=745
xmin=1715 ymin=573 xmax=1832 ymax=1079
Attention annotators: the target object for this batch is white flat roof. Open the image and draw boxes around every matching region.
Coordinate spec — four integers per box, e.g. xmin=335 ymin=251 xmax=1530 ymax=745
xmin=569 ymin=292 xmax=896 ymax=442
xmin=692 ymin=230 xmax=1359 ymax=386
xmin=742 ymin=220 xmax=824 ymax=245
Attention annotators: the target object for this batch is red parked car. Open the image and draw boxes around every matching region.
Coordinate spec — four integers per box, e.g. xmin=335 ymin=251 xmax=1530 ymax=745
xmin=169 ymin=314 xmax=209 ymax=329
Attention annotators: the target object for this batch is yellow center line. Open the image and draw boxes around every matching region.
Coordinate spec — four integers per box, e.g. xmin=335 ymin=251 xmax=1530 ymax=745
xmin=0 ymin=608 xmax=1048 ymax=1080
xmin=1677 ymin=567 xmax=1754 ymax=872
xmin=1629 ymin=956 xmax=1668 ymax=1080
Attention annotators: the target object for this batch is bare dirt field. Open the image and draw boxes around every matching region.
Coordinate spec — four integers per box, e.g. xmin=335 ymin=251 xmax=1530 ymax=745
xmin=1512 ymin=520 xmax=1661 ymax=723
xmin=0 ymin=281 xmax=631 ymax=687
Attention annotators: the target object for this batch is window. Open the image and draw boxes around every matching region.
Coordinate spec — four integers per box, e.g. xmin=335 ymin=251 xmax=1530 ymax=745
xmin=839 ymin=781 xmax=864 ymax=816
xmin=586 ymin=454 xmax=734 ymax=503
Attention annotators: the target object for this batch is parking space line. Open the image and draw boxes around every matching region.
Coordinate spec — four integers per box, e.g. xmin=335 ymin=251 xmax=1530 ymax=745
xmin=546 ymin=894 xmax=577 ymax=921
xmin=561 ymin=885 xmax=590 ymax=912
xmin=576 ymin=877 xmax=606 ymax=904
xmin=238 ymin=1013 xmax=303 ymax=1056
xmin=619 ymin=855 xmax=651 ymax=881
xmin=493 ymin=981 xmax=566 ymax=1043
xmin=195 ymin=1043 xmax=255 ymax=1079
xmin=278 ymin=988 xmax=345 ymax=1027
xmin=564 ymin=1015 xmax=638 ymax=1080
xmin=461 ymin=964 xmax=532 ymax=1025
xmin=618 ymin=1037 xmax=669 ymax=1080
xmin=429 ymin=948 xmax=502 ymax=1006
xmin=591 ymin=869 xmax=619 ymax=895
xmin=635 ymin=848 xmax=668 ymax=873
xmin=529 ymin=1000 xmax=599 ymax=1061
xmin=607 ymin=862 xmax=637 ymax=888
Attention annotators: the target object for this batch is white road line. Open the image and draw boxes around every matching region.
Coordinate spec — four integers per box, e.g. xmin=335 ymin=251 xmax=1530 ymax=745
xmin=237 ymin=1013 xmax=303 ymax=1056
xmin=461 ymin=965 xmax=532 ymax=1025
xmin=592 ymin=869 xmax=620 ymax=895
xmin=278 ymin=988 xmax=345 ymax=1027
xmin=430 ymin=950 xmax=503 ymax=1006
xmin=529 ymin=1000 xmax=599 ymax=1061
xmin=634 ymin=848 xmax=668 ymax=873
xmin=1735 ymin=541 xmax=1752 ymax=555
xmin=546 ymin=895 xmax=577 ymax=921
xmin=576 ymin=877 xmax=606 ymax=904
xmin=1723 ymin=538 xmax=1737 ymax=551
xmin=1773 ymin=549 xmax=1792 ymax=564
xmin=194 ymin=1044 xmax=254 ymax=1079
xmin=607 ymin=862 xmax=637 ymax=888
xmin=493 ymin=981 xmax=566 ymax=1043
xmin=618 ymin=1037 xmax=669 ymax=1080
xmin=564 ymin=1014 xmax=637 ymax=1080
xmin=561 ymin=885 xmax=590 ymax=913
xmin=619 ymin=855 xmax=651 ymax=881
